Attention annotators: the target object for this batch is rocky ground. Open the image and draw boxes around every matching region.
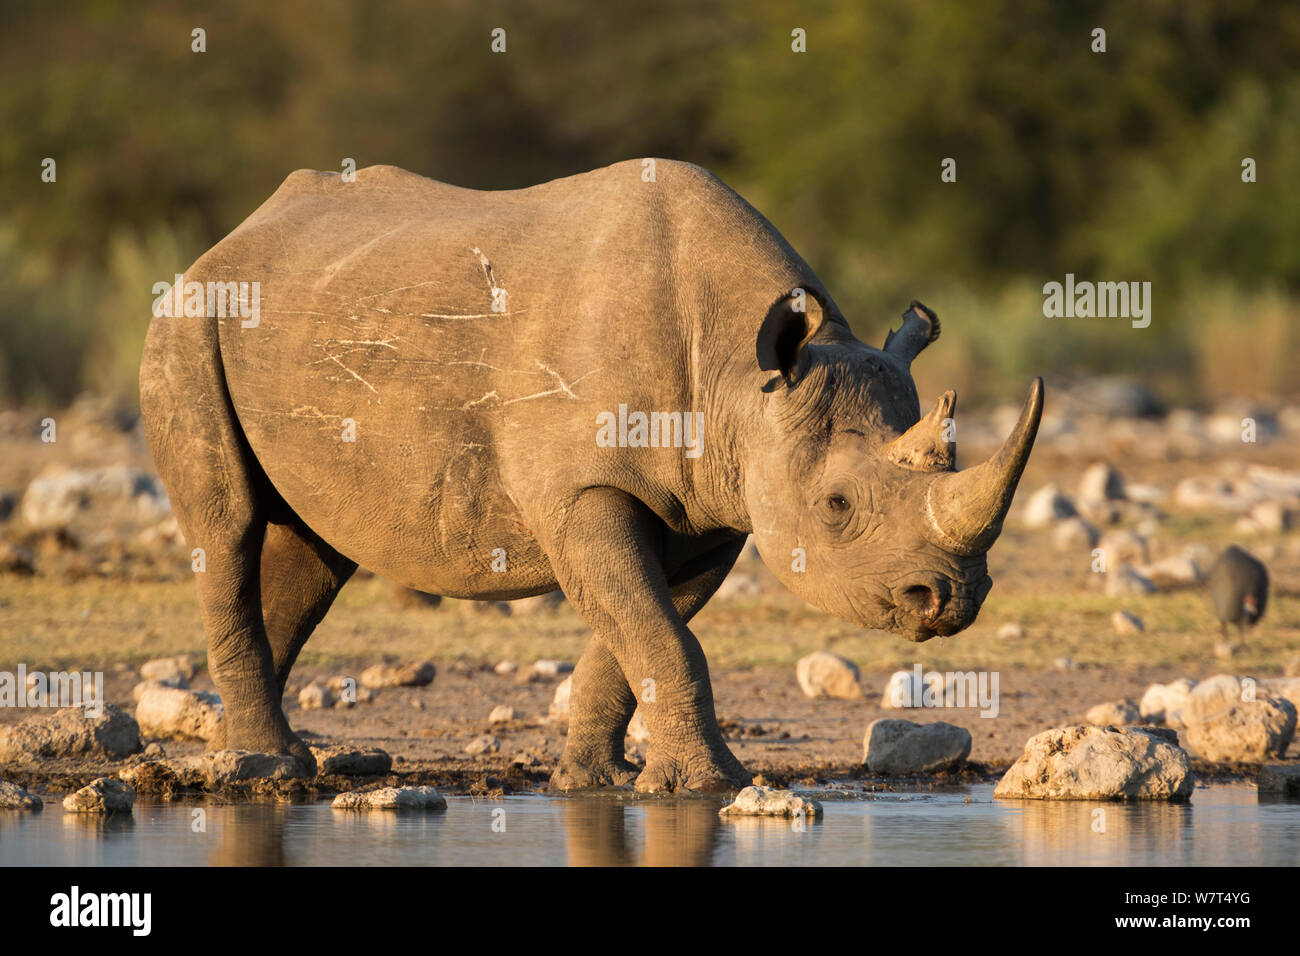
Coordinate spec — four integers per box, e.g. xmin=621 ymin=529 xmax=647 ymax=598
xmin=1 ymin=382 xmax=1298 ymax=803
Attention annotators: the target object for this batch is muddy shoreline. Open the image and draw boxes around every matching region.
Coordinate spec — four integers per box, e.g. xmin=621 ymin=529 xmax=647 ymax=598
xmin=0 ymin=662 xmax=1275 ymax=800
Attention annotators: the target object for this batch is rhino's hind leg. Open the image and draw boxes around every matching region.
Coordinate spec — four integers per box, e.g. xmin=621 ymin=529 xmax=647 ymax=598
xmin=261 ymin=517 xmax=357 ymax=694
xmin=171 ymin=487 xmax=314 ymax=773
xmin=140 ymin=317 xmax=314 ymax=776
xmin=551 ymin=640 xmax=640 ymax=790
xmin=552 ymin=535 xmax=746 ymax=791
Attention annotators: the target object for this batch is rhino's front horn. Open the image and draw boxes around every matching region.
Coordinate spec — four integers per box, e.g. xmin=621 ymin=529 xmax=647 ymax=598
xmin=923 ymin=377 xmax=1044 ymax=556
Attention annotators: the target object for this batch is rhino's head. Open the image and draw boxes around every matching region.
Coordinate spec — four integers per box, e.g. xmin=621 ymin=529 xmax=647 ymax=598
xmin=745 ymin=290 xmax=1042 ymax=642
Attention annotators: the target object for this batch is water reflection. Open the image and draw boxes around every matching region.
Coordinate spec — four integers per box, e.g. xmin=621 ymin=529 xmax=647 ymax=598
xmin=564 ymin=798 xmax=728 ymax=866
xmin=0 ymin=784 xmax=1295 ymax=867
xmin=207 ymin=803 xmax=287 ymax=867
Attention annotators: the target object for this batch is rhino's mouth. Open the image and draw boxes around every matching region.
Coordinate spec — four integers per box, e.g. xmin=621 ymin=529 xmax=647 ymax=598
xmin=888 ymin=573 xmax=992 ymax=642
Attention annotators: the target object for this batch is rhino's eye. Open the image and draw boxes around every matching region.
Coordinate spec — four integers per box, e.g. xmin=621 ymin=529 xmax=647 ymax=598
xmin=825 ymin=493 xmax=850 ymax=514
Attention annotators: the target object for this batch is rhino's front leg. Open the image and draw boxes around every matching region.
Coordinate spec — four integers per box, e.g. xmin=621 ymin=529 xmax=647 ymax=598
xmin=544 ymin=488 xmax=750 ymax=793
xmin=553 ymin=535 xmax=746 ymax=790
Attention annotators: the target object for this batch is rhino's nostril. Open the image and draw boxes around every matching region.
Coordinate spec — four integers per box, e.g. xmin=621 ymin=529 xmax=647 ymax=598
xmin=899 ymin=584 xmax=941 ymax=621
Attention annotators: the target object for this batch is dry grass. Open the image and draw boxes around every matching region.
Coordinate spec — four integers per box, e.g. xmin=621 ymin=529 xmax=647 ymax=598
xmin=3 ymin=529 xmax=1296 ymax=679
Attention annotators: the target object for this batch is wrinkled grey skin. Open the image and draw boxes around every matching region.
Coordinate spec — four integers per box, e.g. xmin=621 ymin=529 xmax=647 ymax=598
xmin=139 ymin=160 xmax=1042 ymax=791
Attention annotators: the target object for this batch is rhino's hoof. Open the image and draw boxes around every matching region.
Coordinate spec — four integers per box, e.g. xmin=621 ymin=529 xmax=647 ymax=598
xmin=634 ymin=752 xmax=752 ymax=794
xmin=212 ymin=730 xmax=318 ymax=778
xmin=550 ymin=756 xmax=639 ymax=791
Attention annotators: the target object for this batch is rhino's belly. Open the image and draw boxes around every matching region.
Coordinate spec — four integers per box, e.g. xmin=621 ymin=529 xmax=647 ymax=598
xmin=219 ymin=324 xmax=559 ymax=598
xmin=246 ymin=410 xmax=554 ymax=597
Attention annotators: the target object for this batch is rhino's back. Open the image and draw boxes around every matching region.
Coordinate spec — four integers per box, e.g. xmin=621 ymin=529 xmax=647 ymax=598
xmin=185 ymin=161 xmax=751 ymax=593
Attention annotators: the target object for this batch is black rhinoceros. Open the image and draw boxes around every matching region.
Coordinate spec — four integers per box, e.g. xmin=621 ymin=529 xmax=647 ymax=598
xmin=139 ymin=160 xmax=1042 ymax=791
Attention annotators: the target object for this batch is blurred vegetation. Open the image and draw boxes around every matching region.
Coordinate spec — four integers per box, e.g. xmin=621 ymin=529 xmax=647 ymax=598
xmin=1 ymin=0 xmax=1298 ymax=406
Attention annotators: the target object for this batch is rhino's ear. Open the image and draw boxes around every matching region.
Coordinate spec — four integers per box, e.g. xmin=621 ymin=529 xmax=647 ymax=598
xmin=883 ymin=300 xmax=941 ymax=366
xmin=756 ymin=287 xmax=830 ymax=387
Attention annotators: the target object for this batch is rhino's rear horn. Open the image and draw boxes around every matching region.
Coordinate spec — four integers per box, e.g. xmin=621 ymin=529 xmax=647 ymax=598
xmin=886 ymin=390 xmax=957 ymax=472
xmin=923 ymin=377 xmax=1044 ymax=556
xmin=883 ymin=300 xmax=941 ymax=366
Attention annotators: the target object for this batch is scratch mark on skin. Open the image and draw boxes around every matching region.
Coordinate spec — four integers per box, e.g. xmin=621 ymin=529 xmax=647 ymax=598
xmin=501 ymin=368 xmax=601 ymax=406
xmin=315 ymin=226 xmax=409 ymax=287
xmin=417 ymin=310 xmax=528 ymax=320
xmin=355 ymin=280 xmax=444 ymax=301
xmin=534 ymin=361 xmax=579 ymax=398
xmin=323 ymin=354 xmax=379 ymax=394
xmin=447 ymin=349 xmax=505 ymax=372
xmin=332 ymin=338 xmax=400 ymax=350
xmin=459 ymin=367 xmax=602 ymax=409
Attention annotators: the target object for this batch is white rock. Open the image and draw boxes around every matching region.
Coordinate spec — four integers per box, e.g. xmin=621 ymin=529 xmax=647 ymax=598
xmin=1022 ymin=484 xmax=1076 ymax=528
xmin=0 ymin=704 xmax=140 ymax=761
xmin=795 ymin=651 xmax=861 ymax=700
xmin=20 ymin=465 xmax=170 ymax=529
xmin=134 ymin=683 xmax=224 ymax=742
xmin=465 ymin=735 xmax=500 ymax=755
xmin=881 ymin=669 xmax=942 ymax=708
xmin=1125 ymin=483 xmax=1167 ymax=504
xmin=0 ymin=779 xmax=42 ymax=810
xmin=493 ymin=660 xmax=518 ymax=675
xmin=1139 ymin=678 xmax=1197 ymax=728
xmin=1246 ymin=500 xmax=1295 ymax=533
xmin=1184 ymin=694 xmax=1296 ymax=762
xmin=1106 ymin=563 xmax=1158 ymax=597
xmin=63 ymin=777 xmax=135 ymax=813
xmin=718 ymin=786 xmax=822 ymax=818
xmin=532 ymin=659 xmax=574 ymax=679
xmin=997 ymin=622 xmax=1026 ymax=640
xmin=139 ymin=654 xmax=197 ymax=688
xmin=1172 ymin=476 xmax=1256 ymax=513
xmin=1135 ymin=554 xmax=1204 ymax=589
xmin=1085 ymin=699 xmax=1142 ymax=725
xmin=331 ymin=786 xmax=447 ymax=811
xmin=1052 ymin=516 xmax=1099 ymax=550
xmin=488 ymin=704 xmax=515 ymax=724
xmin=1183 ymin=674 xmax=1249 ymax=721
xmin=1260 ymin=677 xmax=1300 ymax=713
xmin=298 ymin=680 xmax=336 ymax=710
xmin=862 ymin=719 xmax=971 ymax=773
xmin=360 ymin=660 xmax=436 ymax=688
xmin=1079 ymin=462 xmax=1126 ymax=503
xmin=994 ymin=725 xmax=1192 ymax=800
xmin=1098 ymin=529 xmax=1149 ymax=566
xmin=325 ymin=676 xmax=373 ymax=706
xmin=548 ymin=675 xmax=572 ymax=723
xmin=1111 ymin=610 xmax=1144 ymax=635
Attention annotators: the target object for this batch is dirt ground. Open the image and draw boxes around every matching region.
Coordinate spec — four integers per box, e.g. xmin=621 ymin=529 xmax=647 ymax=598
xmin=1 ymin=391 xmax=1299 ymax=797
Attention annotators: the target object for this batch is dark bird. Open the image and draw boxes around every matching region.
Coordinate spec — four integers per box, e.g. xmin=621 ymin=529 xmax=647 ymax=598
xmin=1208 ymin=545 xmax=1269 ymax=640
